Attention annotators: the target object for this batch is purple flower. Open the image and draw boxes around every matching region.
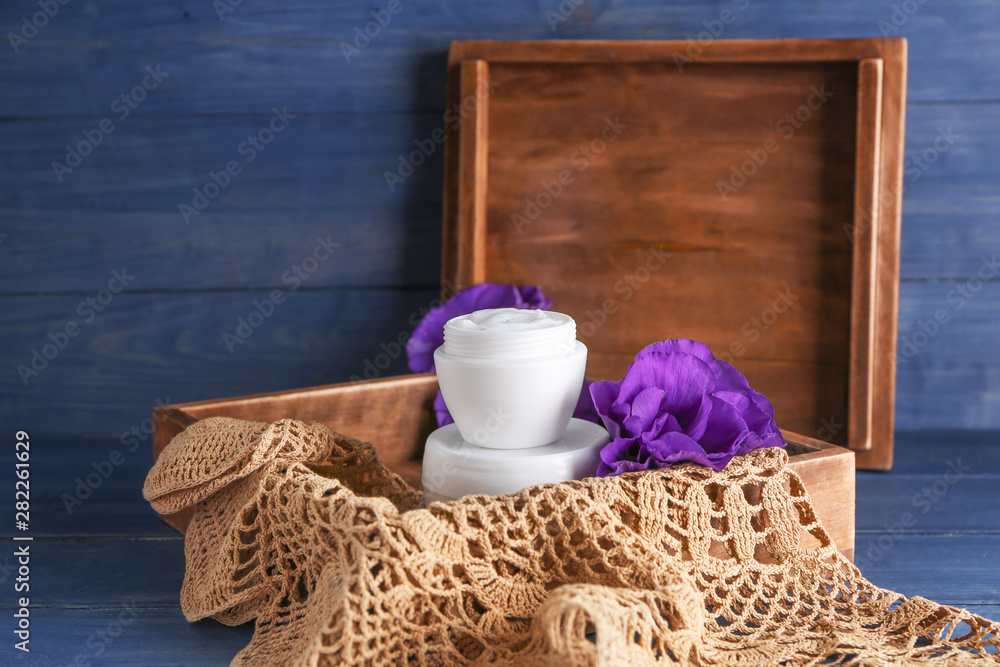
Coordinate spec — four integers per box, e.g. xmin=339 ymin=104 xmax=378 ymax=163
xmin=433 ymin=390 xmax=454 ymax=427
xmin=406 ymin=283 xmax=551 ymax=374
xmin=573 ymin=379 xmax=601 ymax=424
xmin=590 ymin=339 xmax=784 ymax=476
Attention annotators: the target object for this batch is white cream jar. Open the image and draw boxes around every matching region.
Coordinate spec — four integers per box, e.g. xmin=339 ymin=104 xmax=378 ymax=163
xmin=433 ymin=308 xmax=588 ymax=450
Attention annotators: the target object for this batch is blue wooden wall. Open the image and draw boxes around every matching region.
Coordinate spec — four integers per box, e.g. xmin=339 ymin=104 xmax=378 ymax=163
xmin=1 ymin=0 xmax=998 ymax=439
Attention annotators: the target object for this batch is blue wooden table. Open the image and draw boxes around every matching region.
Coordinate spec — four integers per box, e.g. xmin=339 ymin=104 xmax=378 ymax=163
xmin=2 ymin=430 xmax=997 ymax=665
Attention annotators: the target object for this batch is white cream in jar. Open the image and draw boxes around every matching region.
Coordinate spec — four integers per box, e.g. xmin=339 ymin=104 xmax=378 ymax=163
xmin=433 ymin=308 xmax=589 ymax=450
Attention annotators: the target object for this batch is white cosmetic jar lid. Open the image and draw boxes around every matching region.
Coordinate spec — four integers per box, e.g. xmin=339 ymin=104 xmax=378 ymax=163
xmin=421 ymin=418 xmax=610 ymax=506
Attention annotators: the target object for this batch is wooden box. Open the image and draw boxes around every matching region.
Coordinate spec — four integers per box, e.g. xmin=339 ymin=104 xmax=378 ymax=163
xmin=443 ymin=39 xmax=906 ymax=470
xmin=152 ymin=374 xmax=856 ymax=559
xmin=151 ymin=38 xmax=909 ymax=562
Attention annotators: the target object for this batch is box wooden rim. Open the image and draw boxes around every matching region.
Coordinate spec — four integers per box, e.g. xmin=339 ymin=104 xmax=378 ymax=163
xmin=442 ymin=38 xmax=906 ymax=470
xmin=150 ymin=373 xmax=855 ymax=561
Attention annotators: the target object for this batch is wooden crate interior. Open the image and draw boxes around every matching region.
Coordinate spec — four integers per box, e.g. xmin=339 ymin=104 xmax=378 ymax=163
xmin=443 ymin=40 xmax=906 ymax=469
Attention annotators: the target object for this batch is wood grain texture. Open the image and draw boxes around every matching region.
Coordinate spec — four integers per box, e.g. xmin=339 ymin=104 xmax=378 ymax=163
xmin=0 ymin=289 xmax=438 ymax=437
xmin=847 ymin=57 xmax=883 ymax=453
xmin=858 ymin=535 xmax=1000 ymax=605
xmin=149 ymin=374 xmax=855 ymax=559
xmin=0 ymin=281 xmax=996 ymax=440
xmin=11 ymin=608 xmax=254 ymax=666
xmin=0 ymin=0 xmax=998 ymax=119
xmin=0 ymin=113 xmax=444 ymax=293
xmin=0 ymin=103 xmax=993 ymax=295
xmin=895 ymin=281 xmax=1000 ymax=429
xmin=0 ymin=436 xmax=176 ymax=539
xmin=12 ymin=538 xmax=187 ymax=608
xmin=443 ymin=39 xmax=904 ymax=467
xmin=2 ymin=0 xmax=1000 ymax=660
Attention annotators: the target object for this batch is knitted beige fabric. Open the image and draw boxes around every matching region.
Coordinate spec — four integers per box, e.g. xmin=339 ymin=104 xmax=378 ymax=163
xmin=144 ymin=416 xmax=1000 ymax=666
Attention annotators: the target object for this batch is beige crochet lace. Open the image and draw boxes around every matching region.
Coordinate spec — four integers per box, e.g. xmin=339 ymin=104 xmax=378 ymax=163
xmin=144 ymin=416 xmax=1000 ymax=666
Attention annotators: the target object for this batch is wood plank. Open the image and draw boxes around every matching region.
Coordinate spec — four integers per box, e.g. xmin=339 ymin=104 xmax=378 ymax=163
xmin=0 ymin=436 xmax=176 ymax=538
xmin=0 ymin=0 xmax=998 ymax=119
xmin=857 ymin=475 xmax=1000 ymax=534
xmin=0 ymin=103 xmax=994 ymax=293
xmin=5 ymin=607 xmax=253 ymax=666
xmin=0 ymin=282 xmax=997 ymax=437
xmin=0 ymin=289 xmax=437 ymax=437
xmin=1 ymin=283 xmax=998 ymax=438
xmin=0 ymin=429 xmax=984 ymax=539
xmin=0 ymin=113 xmax=443 ymax=292
xmin=899 ymin=101 xmax=1000 ymax=280
xmin=856 ymin=431 xmax=1000 ymax=533
xmin=885 ymin=430 xmax=1000 ymax=475
xmin=856 ymin=535 xmax=1000 ymax=606
xmin=10 ymin=599 xmax=998 ymax=666
xmin=0 ymin=538 xmax=187 ymax=608
xmin=895 ymin=282 xmax=1000 ymax=429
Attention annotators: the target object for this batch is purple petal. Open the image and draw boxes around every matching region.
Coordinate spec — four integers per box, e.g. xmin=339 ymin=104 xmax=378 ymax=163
xmin=597 ymin=453 xmax=652 ymax=477
xmin=709 ymin=359 xmax=753 ymax=392
xmin=713 ymin=390 xmax=779 ymax=437
xmin=622 ymin=386 xmax=666 ymax=438
xmin=572 ymin=379 xmax=602 ymax=425
xmin=641 ymin=431 xmax=713 ymax=467
xmin=589 ymin=379 xmax=625 ymax=438
xmin=641 ymin=409 xmax=684 ymax=444
xmin=599 ymin=436 xmax=641 ymax=468
xmin=636 ymin=339 xmax=717 ymax=364
xmin=698 ymin=396 xmax=748 ymax=455
xmin=433 ymin=390 xmax=454 ymax=427
xmin=738 ymin=431 xmax=786 ymax=455
xmin=617 ymin=354 xmax=716 ymax=420
xmin=584 ymin=338 xmax=787 ymax=476
xmin=512 ymin=285 xmax=553 ymax=310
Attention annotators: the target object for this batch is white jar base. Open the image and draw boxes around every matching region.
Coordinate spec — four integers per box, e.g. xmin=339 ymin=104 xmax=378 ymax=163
xmin=421 ymin=418 xmax=610 ymax=506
